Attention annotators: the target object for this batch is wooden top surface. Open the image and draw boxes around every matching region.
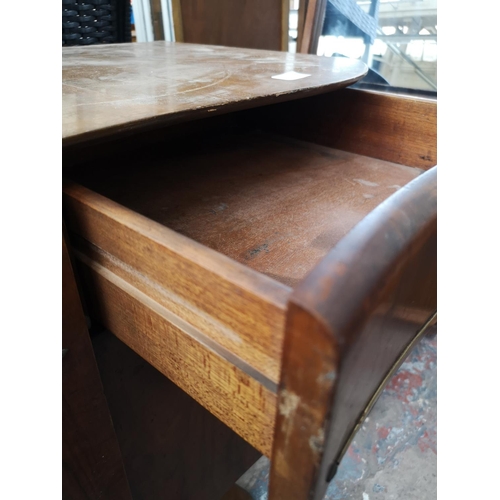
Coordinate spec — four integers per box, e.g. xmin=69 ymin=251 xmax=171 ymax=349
xmin=62 ymin=42 xmax=367 ymax=145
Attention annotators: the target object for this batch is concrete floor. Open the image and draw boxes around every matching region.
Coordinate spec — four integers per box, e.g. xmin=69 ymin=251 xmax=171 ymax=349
xmin=235 ymin=328 xmax=437 ymax=500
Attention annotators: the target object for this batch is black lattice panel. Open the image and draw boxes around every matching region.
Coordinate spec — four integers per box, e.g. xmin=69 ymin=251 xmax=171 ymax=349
xmin=62 ymin=0 xmax=131 ymax=46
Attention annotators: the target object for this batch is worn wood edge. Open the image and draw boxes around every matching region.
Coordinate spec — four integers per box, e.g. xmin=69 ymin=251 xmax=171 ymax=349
xmin=311 ymin=232 xmax=437 ymax=500
xmin=271 ymin=302 xmax=340 ymax=496
xmin=269 ymin=167 xmax=437 ymax=499
xmin=61 ymin=69 xmax=366 ymax=148
xmin=80 ymin=258 xmax=276 ymax=456
xmin=63 ymin=180 xmax=289 ymax=383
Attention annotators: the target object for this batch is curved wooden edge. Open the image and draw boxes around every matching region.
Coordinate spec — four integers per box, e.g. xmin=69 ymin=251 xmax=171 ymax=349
xmin=295 ymin=166 xmax=437 ymax=339
xmin=269 ymin=167 xmax=437 ymax=500
xmin=62 ymin=43 xmax=368 ymax=148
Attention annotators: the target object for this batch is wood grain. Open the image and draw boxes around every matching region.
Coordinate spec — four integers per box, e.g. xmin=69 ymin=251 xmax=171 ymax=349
xmin=61 ymin=44 xmax=438 ymax=500
xmin=62 ymin=42 xmax=367 ymax=146
xmin=62 ymin=234 xmax=132 ymax=500
xmin=258 ymin=88 xmax=437 ymax=169
xmin=177 ymin=0 xmax=286 ymax=51
xmin=75 ymin=254 xmax=277 ymax=456
xmin=66 ymin=133 xmax=422 ymax=289
xmin=269 ymin=167 xmax=437 ymax=500
xmin=62 ymin=133 xmax=427 ymax=462
xmin=92 ymin=331 xmax=261 ymax=500
xmin=63 ymin=181 xmax=289 ymax=385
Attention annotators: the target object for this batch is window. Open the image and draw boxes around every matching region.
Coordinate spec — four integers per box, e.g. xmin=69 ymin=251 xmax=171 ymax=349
xmin=316 ymin=0 xmax=437 ymax=96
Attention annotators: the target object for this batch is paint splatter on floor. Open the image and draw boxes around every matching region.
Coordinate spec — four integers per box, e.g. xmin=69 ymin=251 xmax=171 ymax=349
xmin=236 ymin=329 xmax=437 ymax=499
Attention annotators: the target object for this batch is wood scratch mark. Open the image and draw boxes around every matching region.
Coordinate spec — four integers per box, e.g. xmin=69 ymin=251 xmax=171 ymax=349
xmin=73 ymin=71 xmax=233 ymax=107
xmin=63 ymin=82 xmax=97 ymax=93
xmin=343 ymin=178 xmax=356 ymax=186
xmin=309 ymin=428 xmax=325 ymax=455
xmin=279 ymin=390 xmax=300 ymax=448
xmin=354 ymin=178 xmax=379 ymax=187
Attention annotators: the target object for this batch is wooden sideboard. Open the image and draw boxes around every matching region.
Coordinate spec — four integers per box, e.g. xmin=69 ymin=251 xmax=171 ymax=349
xmin=62 ymin=42 xmax=436 ymax=500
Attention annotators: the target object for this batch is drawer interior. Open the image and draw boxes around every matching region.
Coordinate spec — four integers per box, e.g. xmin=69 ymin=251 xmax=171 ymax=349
xmin=66 ymin=131 xmax=422 ymax=288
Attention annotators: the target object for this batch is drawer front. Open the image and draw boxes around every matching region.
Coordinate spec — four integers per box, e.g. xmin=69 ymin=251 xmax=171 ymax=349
xmin=63 ymin=181 xmax=291 ymax=455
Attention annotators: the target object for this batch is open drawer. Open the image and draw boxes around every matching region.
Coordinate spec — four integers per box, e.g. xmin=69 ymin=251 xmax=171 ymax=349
xmin=63 ymin=43 xmax=436 ymax=500
xmin=63 ymin=90 xmax=436 ymax=500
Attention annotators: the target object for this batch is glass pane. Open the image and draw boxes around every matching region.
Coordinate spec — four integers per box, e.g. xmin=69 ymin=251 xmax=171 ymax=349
xmin=317 ymin=0 xmax=437 ymax=95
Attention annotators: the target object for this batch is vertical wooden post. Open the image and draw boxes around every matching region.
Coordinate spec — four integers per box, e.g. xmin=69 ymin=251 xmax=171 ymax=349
xmin=63 ymin=233 xmax=132 ymax=499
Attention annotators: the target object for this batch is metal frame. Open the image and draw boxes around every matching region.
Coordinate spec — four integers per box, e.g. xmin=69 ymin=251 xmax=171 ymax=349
xmin=132 ymin=0 xmax=155 ymax=42
xmin=160 ymin=0 xmax=176 ymax=41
